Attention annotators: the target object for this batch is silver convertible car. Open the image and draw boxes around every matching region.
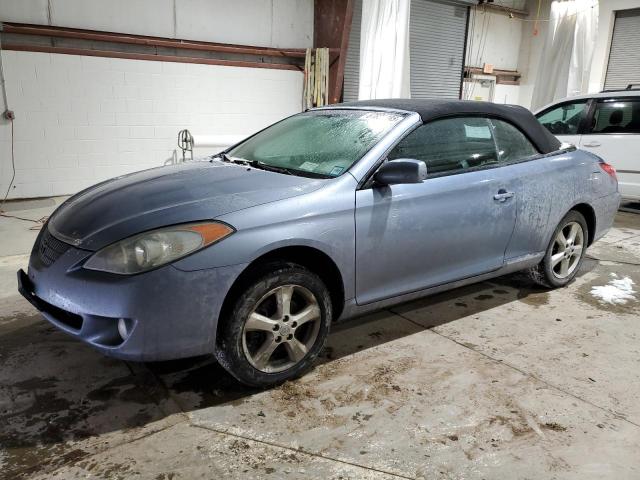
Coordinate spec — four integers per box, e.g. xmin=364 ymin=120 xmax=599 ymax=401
xmin=18 ymin=99 xmax=620 ymax=387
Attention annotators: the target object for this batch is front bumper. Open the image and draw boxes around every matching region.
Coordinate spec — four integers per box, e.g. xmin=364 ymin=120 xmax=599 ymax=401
xmin=19 ymin=234 xmax=247 ymax=361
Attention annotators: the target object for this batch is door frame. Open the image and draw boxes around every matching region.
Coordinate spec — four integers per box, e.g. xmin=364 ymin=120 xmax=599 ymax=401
xmin=535 ymin=98 xmax=594 ymax=136
xmin=357 ymin=114 xmax=550 ymax=191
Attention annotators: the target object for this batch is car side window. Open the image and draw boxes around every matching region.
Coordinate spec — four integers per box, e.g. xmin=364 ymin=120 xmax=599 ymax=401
xmin=489 ymin=118 xmax=539 ymax=163
xmin=387 ymin=117 xmax=498 ymax=175
xmin=589 ymin=99 xmax=640 ymax=134
xmin=536 ymin=101 xmax=588 ymax=135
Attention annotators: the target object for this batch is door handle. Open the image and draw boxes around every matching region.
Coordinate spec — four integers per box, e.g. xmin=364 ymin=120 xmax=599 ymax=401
xmin=493 ymin=190 xmax=514 ymax=202
xmin=582 ymin=141 xmax=601 ymax=147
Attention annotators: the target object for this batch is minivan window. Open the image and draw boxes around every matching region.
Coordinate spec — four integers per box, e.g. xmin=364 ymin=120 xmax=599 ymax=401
xmin=227 ymin=110 xmax=405 ymax=178
xmin=388 ymin=117 xmax=498 ymax=174
xmin=590 ymin=99 xmax=640 ymax=134
xmin=536 ymin=101 xmax=588 ymax=135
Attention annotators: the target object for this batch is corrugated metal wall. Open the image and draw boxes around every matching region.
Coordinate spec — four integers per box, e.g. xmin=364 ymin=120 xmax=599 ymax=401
xmin=343 ymin=0 xmax=468 ymax=101
xmin=604 ymin=8 xmax=640 ymax=91
xmin=343 ymin=0 xmax=363 ymax=102
xmin=410 ymin=0 xmax=467 ymax=99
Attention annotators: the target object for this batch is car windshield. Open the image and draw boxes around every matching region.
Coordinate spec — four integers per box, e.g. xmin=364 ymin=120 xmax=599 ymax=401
xmin=226 ymin=109 xmax=406 ymax=178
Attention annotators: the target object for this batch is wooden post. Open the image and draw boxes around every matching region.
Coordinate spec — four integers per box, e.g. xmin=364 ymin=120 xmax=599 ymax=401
xmin=314 ymin=0 xmax=354 ymax=104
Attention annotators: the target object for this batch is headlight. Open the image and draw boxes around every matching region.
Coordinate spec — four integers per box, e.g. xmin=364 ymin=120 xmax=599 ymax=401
xmin=83 ymin=222 xmax=234 ymax=274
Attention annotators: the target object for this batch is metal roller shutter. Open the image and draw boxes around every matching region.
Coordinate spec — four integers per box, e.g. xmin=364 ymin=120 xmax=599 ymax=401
xmin=604 ymin=8 xmax=640 ymax=91
xmin=342 ymin=0 xmax=468 ymax=101
xmin=410 ymin=0 xmax=468 ymax=99
xmin=343 ymin=0 xmax=363 ymax=101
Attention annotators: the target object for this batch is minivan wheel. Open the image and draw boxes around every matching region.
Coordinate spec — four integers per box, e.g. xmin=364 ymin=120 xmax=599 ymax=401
xmin=216 ymin=263 xmax=332 ymax=387
xmin=528 ymin=210 xmax=588 ymax=288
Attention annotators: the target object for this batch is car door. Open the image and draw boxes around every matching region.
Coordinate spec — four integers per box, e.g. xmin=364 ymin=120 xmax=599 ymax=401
xmin=536 ymin=99 xmax=590 ymax=147
xmin=489 ymin=118 xmax=559 ymax=260
xmin=579 ymin=97 xmax=640 ymax=199
xmin=354 ymin=116 xmax=518 ymax=305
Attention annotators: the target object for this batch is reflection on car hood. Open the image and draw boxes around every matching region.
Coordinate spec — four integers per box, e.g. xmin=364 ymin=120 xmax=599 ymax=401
xmin=49 ymin=160 xmax=324 ymax=250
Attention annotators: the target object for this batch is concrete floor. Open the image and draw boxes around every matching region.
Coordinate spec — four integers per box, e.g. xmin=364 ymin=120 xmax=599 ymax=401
xmin=1 ymin=198 xmax=640 ymax=479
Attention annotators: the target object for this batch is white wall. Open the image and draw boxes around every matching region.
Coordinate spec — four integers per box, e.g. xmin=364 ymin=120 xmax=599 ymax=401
xmin=0 ymin=0 xmax=311 ymax=199
xmin=0 ymin=0 xmax=314 ymax=48
xmin=466 ymin=8 xmax=523 ymax=71
xmin=516 ymin=0 xmax=552 ymax=109
xmin=516 ymin=0 xmax=640 ymax=109
xmin=464 ymin=7 xmax=524 ymax=104
xmin=588 ymin=0 xmax=640 ymax=92
xmin=465 ymin=0 xmax=640 ymax=109
xmin=0 ymin=51 xmax=303 ymax=198
xmin=494 ymin=84 xmax=520 ymax=104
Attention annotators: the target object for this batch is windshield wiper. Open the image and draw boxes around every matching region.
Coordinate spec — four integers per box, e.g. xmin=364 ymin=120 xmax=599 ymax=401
xmin=213 ymin=152 xmax=250 ymax=165
xmin=214 ymin=152 xmax=252 ymax=166
xmin=215 ymin=153 xmax=269 ymax=170
xmin=215 ymin=155 xmax=329 ymax=178
xmin=211 ymin=152 xmax=227 ymax=163
xmin=254 ymin=161 xmax=333 ymax=179
xmin=252 ymin=161 xmax=296 ymax=176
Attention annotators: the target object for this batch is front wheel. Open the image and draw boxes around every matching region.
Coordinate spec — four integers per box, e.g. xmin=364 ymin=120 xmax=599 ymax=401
xmin=528 ymin=210 xmax=588 ymax=288
xmin=216 ymin=263 xmax=332 ymax=387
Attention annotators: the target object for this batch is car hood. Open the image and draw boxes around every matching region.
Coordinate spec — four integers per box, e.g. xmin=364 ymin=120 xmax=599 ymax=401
xmin=49 ymin=160 xmax=324 ymax=251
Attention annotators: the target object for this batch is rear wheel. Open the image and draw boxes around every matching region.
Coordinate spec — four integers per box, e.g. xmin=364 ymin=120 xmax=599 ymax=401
xmin=529 ymin=210 xmax=588 ymax=288
xmin=216 ymin=263 xmax=331 ymax=387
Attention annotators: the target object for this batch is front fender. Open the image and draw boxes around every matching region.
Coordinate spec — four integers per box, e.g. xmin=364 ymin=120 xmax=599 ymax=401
xmin=172 ymin=175 xmax=357 ymax=300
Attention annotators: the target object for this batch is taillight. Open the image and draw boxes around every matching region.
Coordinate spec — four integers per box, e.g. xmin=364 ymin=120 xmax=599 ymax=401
xmin=599 ymin=162 xmax=617 ymax=180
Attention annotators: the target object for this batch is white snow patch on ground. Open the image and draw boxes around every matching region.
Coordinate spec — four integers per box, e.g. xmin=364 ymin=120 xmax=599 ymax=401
xmin=590 ymin=277 xmax=636 ymax=305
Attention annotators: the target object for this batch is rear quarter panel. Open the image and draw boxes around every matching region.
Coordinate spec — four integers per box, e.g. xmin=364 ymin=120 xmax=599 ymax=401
xmin=505 ymin=148 xmax=615 ymax=260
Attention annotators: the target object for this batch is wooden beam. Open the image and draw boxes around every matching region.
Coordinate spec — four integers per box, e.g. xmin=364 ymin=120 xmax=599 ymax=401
xmin=3 ymin=44 xmax=302 ymax=71
xmin=465 ymin=66 xmax=521 ymax=85
xmin=465 ymin=66 xmax=521 ymax=78
xmin=314 ymin=0 xmax=352 ymax=104
xmin=2 ymin=22 xmax=338 ymax=60
xmin=496 ymin=79 xmax=520 ymax=85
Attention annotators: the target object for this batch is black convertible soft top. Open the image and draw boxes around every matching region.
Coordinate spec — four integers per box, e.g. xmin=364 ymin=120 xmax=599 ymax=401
xmin=336 ymin=99 xmax=561 ymax=154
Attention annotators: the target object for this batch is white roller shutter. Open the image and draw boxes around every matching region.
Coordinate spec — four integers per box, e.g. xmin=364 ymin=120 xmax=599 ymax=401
xmin=604 ymin=8 xmax=640 ymax=91
xmin=342 ymin=0 xmax=468 ymax=101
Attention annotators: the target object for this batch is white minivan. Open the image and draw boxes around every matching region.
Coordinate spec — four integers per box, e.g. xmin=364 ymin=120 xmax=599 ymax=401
xmin=535 ymin=86 xmax=640 ymax=200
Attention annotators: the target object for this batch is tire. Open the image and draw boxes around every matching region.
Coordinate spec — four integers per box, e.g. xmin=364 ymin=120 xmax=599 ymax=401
xmin=528 ymin=210 xmax=588 ymax=288
xmin=215 ymin=262 xmax=332 ymax=387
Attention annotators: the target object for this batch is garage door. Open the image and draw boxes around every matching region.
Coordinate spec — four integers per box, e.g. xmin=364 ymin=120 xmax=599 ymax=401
xmin=604 ymin=8 xmax=640 ymax=90
xmin=343 ymin=0 xmax=363 ymax=102
xmin=343 ymin=0 xmax=469 ymax=101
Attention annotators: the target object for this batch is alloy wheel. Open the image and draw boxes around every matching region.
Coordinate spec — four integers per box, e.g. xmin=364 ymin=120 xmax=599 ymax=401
xmin=242 ymin=284 xmax=321 ymax=373
xmin=551 ymin=221 xmax=585 ymax=279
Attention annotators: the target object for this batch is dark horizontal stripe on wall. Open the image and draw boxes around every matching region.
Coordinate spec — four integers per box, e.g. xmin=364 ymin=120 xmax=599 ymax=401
xmin=2 ymin=43 xmax=303 ymax=71
xmin=1 ymin=22 xmax=339 ymax=71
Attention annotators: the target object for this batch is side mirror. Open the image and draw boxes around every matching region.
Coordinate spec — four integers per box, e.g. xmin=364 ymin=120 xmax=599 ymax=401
xmin=374 ymin=159 xmax=427 ymax=185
